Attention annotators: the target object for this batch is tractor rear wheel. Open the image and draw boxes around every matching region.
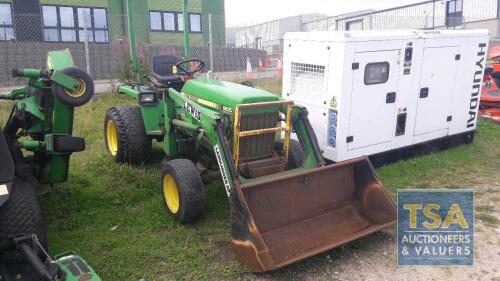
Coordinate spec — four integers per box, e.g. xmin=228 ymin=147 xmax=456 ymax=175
xmin=104 ymin=106 xmax=152 ymax=165
xmin=0 ymin=179 xmax=47 ymax=252
xmin=275 ymin=139 xmax=305 ymax=169
xmin=161 ymin=159 xmax=206 ymax=224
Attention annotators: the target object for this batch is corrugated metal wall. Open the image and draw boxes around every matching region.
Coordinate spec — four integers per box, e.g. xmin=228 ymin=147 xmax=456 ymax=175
xmin=304 ymin=0 xmax=499 ymax=32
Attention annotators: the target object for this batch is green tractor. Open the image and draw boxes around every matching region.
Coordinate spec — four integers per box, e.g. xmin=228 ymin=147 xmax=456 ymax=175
xmin=0 ymin=49 xmax=100 ymax=280
xmin=103 ymin=0 xmax=397 ymax=272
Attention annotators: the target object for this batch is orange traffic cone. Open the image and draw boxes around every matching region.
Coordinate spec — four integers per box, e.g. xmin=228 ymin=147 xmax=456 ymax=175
xmin=246 ymin=57 xmax=254 ymax=80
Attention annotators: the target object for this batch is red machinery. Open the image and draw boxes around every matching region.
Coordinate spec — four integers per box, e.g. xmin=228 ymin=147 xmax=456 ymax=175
xmin=481 ymin=62 xmax=500 ymax=123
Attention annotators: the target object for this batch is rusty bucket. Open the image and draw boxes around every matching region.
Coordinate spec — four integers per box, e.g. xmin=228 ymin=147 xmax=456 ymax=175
xmin=230 ymin=157 xmax=397 ymax=272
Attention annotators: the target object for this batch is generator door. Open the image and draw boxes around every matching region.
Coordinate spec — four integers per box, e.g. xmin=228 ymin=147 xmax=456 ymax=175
xmin=348 ymin=50 xmax=400 ymax=150
xmin=414 ymin=46 xmax=459 ymax=136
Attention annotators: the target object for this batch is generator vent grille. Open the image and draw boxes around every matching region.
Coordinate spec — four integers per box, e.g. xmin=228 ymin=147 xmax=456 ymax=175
xmin=290 ymin=62 xmax=326 ymax=100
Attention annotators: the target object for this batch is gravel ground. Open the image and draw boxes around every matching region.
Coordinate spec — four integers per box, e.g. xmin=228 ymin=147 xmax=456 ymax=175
xmin=248 ymin=184 xmax=500 ymax=281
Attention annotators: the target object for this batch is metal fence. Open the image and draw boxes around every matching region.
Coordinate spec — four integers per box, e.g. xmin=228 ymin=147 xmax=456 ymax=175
xmin=1 ymin=0 xmax=499 ymax=91
xmin=233 ymin=0 xmax=499 ymax=55
xmin=0 ymin=12 xmax=276 ymax=91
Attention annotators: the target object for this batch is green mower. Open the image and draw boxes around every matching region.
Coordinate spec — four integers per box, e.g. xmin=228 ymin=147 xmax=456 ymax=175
xmin=0 ymin=49 xmax=100 ymax=280
xmin=104 ymin=0 xmax=397 ymax=272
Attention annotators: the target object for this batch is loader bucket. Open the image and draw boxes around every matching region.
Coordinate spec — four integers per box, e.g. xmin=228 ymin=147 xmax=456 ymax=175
xmin=230 ymin=157 xmax=396 ymax=272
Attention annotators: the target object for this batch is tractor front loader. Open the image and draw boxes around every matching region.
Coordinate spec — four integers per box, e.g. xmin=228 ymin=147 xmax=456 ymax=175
xmin=103 ymin=0 xmax=397 ymax=272
xmin=0 ymin=49 xmax=100 ymax=280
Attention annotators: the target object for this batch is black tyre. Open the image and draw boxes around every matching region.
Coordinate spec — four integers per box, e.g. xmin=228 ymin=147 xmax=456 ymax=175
xmin=275 ymin=139 xmax=305 ymax=169
xmin=161 ymin=159 xmax=206 ymax=224
xmin=104 ymin=106 xmax=152 ymax=165
xmin=52 ymin=67 xmax=94 ymax=107
xmin=0 ymin=179 xmax=47 ymax=249
xmin=240 ymin=81 xmax=255 ymax=88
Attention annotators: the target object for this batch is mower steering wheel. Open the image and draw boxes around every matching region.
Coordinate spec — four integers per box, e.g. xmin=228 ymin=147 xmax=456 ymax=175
xmin=175 ymin=59 xmax=205 ymax=77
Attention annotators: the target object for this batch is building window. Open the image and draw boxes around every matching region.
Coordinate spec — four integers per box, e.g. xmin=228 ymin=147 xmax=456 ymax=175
xmin=0 ymin=3 xmax=15 ymax=41
xmin=149 ymin=11 xmax=201 ymax=33
xmin=177 ymin=13 xmax=184 ymax=31
xmin=189 ymin=13 xmax=201 ymax=33
xmin=446 ymin=0 xmax=463 ymax=28
xmin=150 ymin=11 xmax=162 ymax=31
xmin=42 ymin=5 xmax=109 ymax=43
xmin=255 ymin=37 xmax=262 ymax=49
xmin=92 ymin=8 xmax=108 ymax=42
xmin=163 ymin=13 xmax=176 ymax=31
xmin=346 ymin=19 xmax=363 ymax=31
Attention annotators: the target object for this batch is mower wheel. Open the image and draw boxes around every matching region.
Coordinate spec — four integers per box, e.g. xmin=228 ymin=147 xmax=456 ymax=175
xmin=275 ymin=139 xmax=305 ymax=169
xmin=52 ymin=67 xmax=94 ymax=107
xmin=0 ymin=178 xmax=47 ymax=250
xmin=161 ymin=159 xmax=206 ymax=224
xmin=104 ymin=106 xmax=152 ymax=165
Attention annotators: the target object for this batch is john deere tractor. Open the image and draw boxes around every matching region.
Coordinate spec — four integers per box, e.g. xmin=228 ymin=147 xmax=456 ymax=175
xmin=0 ymin=49 xmax=100 ymax=280
xmin=103 ymin=0 xmax=397 ymax=272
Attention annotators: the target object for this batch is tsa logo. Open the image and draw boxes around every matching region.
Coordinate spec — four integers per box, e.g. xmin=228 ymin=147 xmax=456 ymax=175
xmin=397 ymin=190 xmax=474 ymax=266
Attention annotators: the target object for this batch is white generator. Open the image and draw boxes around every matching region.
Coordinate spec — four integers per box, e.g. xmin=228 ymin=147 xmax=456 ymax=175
xmin=283 ymin=29 xmax=489 ymax=162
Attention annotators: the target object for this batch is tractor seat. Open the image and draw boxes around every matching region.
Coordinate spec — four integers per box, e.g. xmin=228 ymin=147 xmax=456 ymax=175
xmin=150 ymin=55 xmax=184 ymax=84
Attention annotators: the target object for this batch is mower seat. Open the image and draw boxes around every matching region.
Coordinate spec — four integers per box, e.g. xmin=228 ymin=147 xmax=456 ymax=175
xmin=150 ymin=55 xmax=184 ymax=84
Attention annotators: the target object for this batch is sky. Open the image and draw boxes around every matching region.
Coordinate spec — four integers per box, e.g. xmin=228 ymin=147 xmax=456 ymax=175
xmin=225 ymin=0 xmax=424 ymax=27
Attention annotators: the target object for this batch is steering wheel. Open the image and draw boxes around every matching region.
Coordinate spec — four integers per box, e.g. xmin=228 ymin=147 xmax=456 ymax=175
xmin=175 ymin=59 xmax=205 ymax=77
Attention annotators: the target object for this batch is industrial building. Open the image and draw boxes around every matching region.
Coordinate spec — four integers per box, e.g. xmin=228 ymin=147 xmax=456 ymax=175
xmin=0 ymin=0 xmax=226 ymax=46
xmin=303 ymin=0 xmax=498 ymax=38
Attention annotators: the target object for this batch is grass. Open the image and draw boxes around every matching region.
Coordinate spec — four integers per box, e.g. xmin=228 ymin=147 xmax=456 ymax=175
xmin=477 ymin=213 xmax=500 ymax=225
xmin=476 ymin=205 xmax=495 ymax=213
xmin=1 ymin=82 xmax=499 ymax=280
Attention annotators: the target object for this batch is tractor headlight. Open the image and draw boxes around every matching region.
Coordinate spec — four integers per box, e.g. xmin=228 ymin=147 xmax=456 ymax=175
xmin=328 ymin=137 xmax=336 ymax=146
xmin=139 ymin=92 xmax=158 ymax=106
xmin=141 ymin=94 xmax=155 ymax=103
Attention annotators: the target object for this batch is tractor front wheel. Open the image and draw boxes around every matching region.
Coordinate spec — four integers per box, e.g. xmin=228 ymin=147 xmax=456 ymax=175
xmin=161 ymin=159 xmax=206 ymax=224
xmin=104 ymin=106 xmax=152 ymax=165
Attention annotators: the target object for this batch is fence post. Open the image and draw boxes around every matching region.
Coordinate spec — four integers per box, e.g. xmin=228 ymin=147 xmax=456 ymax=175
xmin=83 ymin=11 xmax=91 ymax=77
xmin=2 ymin=21 xmax=6 ymax=40
xmin=498 ymin=0 xmax=500 ymax=19
xmin=432 ymin=0 xmax=436 ymax=29
xmin=208 ymin=13 xmax=214 ymax=78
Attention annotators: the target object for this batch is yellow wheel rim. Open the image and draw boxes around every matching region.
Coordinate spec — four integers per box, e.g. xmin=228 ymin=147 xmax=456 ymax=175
xmin=163 ymin=174 xmax=180 ymax=214
xmin=106 ymin=120 xmax=118 ymax=156
xmin=64 ymin=79 xmax=87 ymax=98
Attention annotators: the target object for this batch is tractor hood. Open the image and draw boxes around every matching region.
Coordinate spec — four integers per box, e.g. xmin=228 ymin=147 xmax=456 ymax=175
xmin=181 ymin=79 xmax=281 ymax=109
